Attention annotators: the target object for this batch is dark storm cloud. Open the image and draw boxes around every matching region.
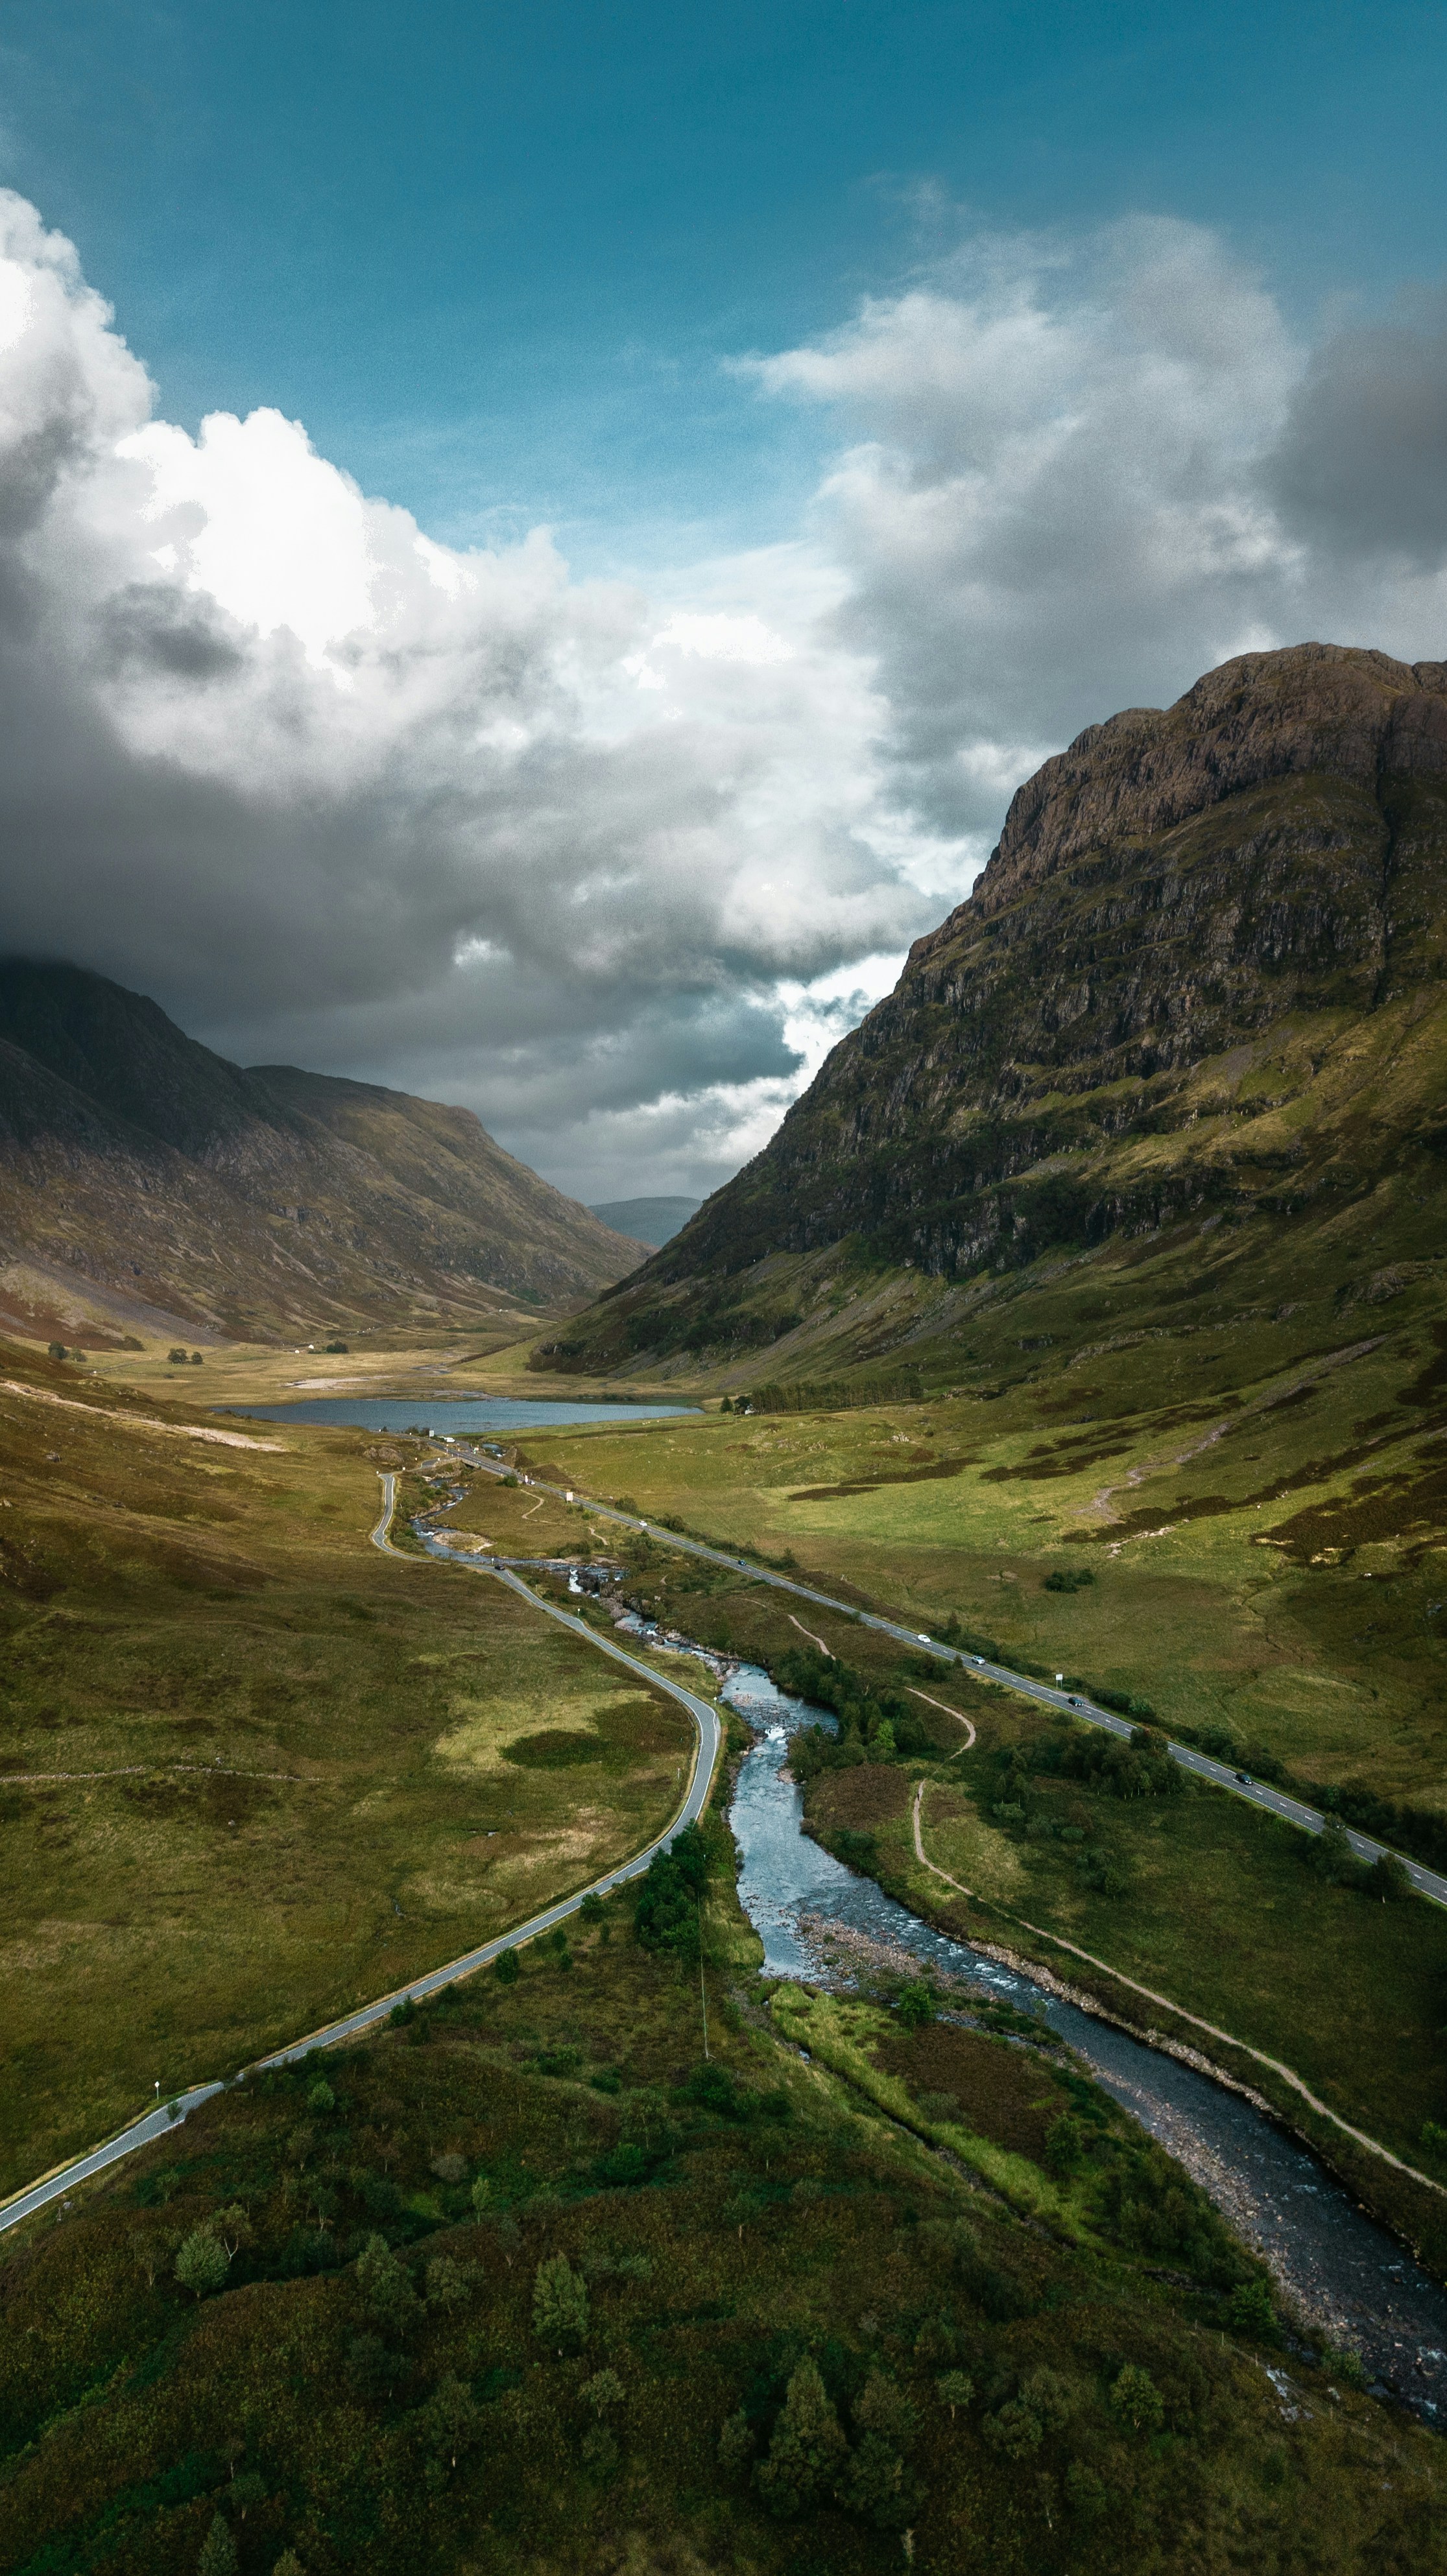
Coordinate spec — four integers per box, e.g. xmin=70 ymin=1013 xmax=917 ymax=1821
xmin=1 ymin=192 xmax=1446 ymax=1200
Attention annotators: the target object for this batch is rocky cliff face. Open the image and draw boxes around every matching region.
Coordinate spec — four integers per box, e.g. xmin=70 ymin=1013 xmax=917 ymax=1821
xmin=543 ymin=645 xmax=1447 ymax=1376
xmin=0 ymin=963 xmax=645 ymax=1337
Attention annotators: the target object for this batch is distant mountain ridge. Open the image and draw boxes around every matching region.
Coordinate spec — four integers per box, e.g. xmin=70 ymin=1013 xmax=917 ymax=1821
xmin=0 ymin=962 xmax=647 ymax=1339
xmin=588 ymin=1196 xmax=702 ymax=1249
xmin=537 ymin=643 xmax=1447 ymax=1383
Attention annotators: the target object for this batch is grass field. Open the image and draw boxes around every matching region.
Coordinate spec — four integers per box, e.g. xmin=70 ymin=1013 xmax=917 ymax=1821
xmin=1 ymin=1823 xmax=1438 ymax=2576
xmin=514 ymin=1319 xmax=1447 ymax=1819
xmin=0 ymin=1346 xmax=694 ymax=2196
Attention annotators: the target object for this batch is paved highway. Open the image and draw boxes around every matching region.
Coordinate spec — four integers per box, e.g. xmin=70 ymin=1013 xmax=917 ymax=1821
xmin=448 ymin=1439 xmax=1447 ymax=1912
xmin=0 ymin=1475 xmax=721 ymax=2238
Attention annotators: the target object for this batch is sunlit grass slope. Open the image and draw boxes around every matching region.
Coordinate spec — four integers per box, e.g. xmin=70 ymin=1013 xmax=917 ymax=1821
xmin=0 ymin=1344 xmax=691 ymax=2193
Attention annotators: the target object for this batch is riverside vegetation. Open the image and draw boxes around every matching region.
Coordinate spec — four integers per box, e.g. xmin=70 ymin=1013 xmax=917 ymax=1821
xmin=2 ymin=1823 xmax=1441 ymax=2576
xmin=493 ymin=1479 xmax=1447 ymax=2270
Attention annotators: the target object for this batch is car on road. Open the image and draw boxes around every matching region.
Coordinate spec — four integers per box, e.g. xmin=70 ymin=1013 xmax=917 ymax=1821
xmin=1236 ymin=1769 xmax=1252 ymax=1785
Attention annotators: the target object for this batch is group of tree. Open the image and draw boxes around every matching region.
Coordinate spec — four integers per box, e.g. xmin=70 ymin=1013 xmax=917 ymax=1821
xmin=633 ymin=1820 xmax=712 ymax=1962
xmin=772 ymin=1643 xmax=934 ymax=1777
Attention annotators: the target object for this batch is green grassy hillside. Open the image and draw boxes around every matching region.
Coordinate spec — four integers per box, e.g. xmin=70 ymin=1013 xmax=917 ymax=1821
xmin=0 ymin=1342 xmax=693 ymax=2193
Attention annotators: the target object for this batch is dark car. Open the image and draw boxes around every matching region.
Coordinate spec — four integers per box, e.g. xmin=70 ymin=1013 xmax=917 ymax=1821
xmin=1236 ymin=1769 xmax=1252 ymax=1785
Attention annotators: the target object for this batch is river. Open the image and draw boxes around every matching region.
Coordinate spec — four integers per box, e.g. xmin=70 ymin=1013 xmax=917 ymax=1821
xmin=702 ymin=1645 xmax=1447 ymax=2421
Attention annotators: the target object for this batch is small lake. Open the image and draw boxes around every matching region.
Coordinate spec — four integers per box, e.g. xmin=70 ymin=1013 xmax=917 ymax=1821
xmin=222 ymin=1397 xmax=700 ymax=1434
xmin=713 ymin=1654 xmax=1447 ymax=2420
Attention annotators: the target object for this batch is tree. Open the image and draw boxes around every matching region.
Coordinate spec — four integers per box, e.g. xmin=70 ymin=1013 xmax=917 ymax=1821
xmin=1310 ymin=1816 xmax=1356 ymax=1883
xmin=836 ymin=2373 xmax=921 ymax=2530
xmin=754 ymin=2357 xmax=848 ymax=2518
xmin=47 ymin=1342 xmax=66 ymax=1361
xmin=1361 ymin=1850 xmax=1411 ymax=1901
xmin=532 ymin=2252 xmax=589 ymax=2350
xmin=425 ymin=2253 xmax=473 ymax=2309
xmin=494 ymin=1948 xmax=521 ymax=1986
xmin=174 ymin=2228 xmax=230 ymax=2298
xmin=582 ymin=2369 xmax=624 ymax=2416
xmin=718 ymin=2411 xmax=756 ymax=2478
xmin=197 ymin=2514 xmax=237 ymax=2576
xmin=356 ymin=2232 xmax=420 ymax=2331
xmin=470 ymin=2174 xmax=493 ymax=2218
xmin=167 ymin=1348 xmax=187 ymax=1365
xmin=305 ymin=2078 xmax=335 ymax=2114
xmin=935 ymin=2371 xmax=973 ymax=2420
xmin=1020 ymin=2367 xmax=1077 ymax=2433
xmin=1109 ymin=2363 xmax=1164 ymax=2433
xmin=983 ymin=2400 xmax=1043 ymax=2457
xmin=416 ymin=2373 xmax=482 ymax=2470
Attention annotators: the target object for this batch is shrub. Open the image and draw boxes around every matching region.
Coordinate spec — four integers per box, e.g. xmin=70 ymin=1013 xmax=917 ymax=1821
xmin=1228 ymin=2277 xmax=1277 ymax=2341
xmin=494 ymin=1948 xmax=521 ymax=1985
xmin=1044 ymin=2110 xmax=1087 ymax=2176
xmin=1420 ymin=2119 xmax=1447 ymax=2163
xmin=1109 ymin=2363 xmax=1164 ymax=2433
xmin=894 ymin=1981 xmax=935 ymax=2029
xmin=532 ymin=2253 xmax=589 ymax=2350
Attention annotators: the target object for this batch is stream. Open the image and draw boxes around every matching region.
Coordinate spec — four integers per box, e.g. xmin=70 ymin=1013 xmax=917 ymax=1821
xmin=619 ymin=1619 xmax=1447 ymax=2421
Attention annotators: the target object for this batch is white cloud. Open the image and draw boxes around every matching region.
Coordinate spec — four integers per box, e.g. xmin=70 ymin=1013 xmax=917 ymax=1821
xmin=748 ymin=217 xmax=1447 ymax=844
xmin=1 ymin=191 xmax=1446 ymax=1203
xmin=0 ymin=188 xmax=951 ymax=1199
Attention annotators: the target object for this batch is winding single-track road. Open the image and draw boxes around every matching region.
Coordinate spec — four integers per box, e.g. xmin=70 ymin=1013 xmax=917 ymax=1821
xmin=0 ymin=1474 xmax=721 ymax=2239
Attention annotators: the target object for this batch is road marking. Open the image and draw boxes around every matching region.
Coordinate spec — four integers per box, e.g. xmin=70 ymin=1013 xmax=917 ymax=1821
xmin=910 ymin=1781 xmax=1447 ymax=2200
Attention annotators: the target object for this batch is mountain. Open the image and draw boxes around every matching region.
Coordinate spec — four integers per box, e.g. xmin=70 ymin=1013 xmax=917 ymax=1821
xmin=0 ymin=962 xmax=648 ymax=1340
xmin=536 ymin=643 xmax=1447 ymax=1385
xmin=588 ymin=1195 xmax=702 ymax=1248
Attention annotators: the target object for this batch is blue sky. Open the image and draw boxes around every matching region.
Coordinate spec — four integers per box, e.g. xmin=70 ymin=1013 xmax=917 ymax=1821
xmin=0 ymin=3 xmax=1443 ymax=1200
xmin=5 ymin=0 xmax=1442 ymax=566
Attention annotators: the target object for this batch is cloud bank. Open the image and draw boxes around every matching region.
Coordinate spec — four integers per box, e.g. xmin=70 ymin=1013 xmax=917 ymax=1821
xmin=0 ymin=194 xmax=1444 ymax=1199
